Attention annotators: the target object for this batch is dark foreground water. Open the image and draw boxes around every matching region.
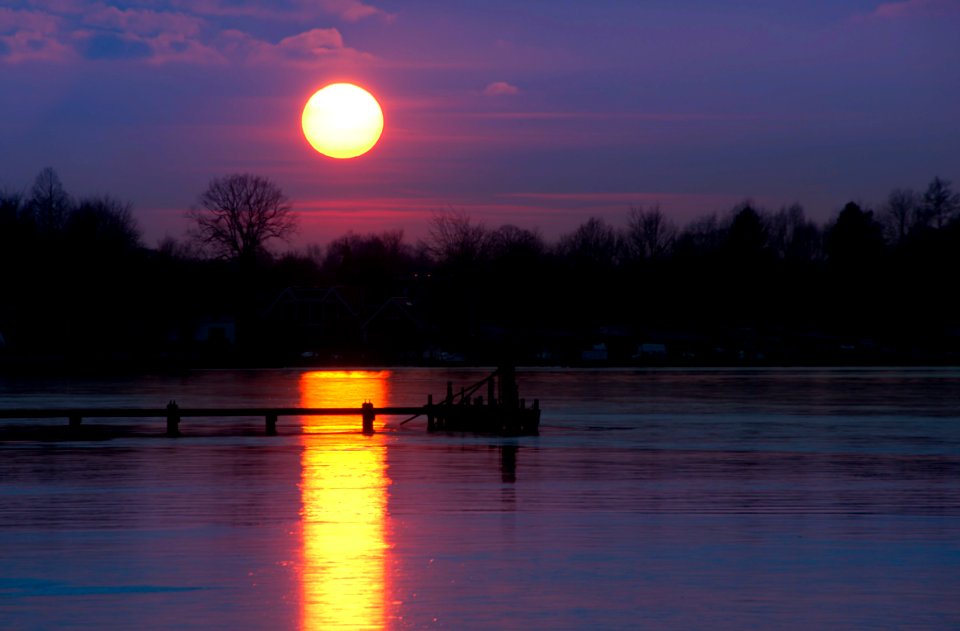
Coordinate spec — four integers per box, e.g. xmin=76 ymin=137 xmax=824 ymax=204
xmin=1 ymin=367 xmax=959 ymax=630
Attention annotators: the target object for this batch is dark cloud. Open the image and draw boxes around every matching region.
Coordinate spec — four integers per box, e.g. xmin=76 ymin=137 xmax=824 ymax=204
xmin=79 ymin=32 xmax=152 ymax=59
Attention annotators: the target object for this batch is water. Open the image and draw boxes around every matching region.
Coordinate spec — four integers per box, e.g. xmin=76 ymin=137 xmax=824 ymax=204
xmin=2 ymin=367 xmax=959 ymax=630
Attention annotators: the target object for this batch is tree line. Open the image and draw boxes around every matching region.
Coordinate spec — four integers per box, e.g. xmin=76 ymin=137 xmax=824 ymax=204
xmin=2 ymin=168 xmax=958 ymax=369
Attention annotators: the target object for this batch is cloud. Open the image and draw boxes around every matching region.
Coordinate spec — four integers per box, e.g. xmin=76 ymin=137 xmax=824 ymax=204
xmin=483 ymin=81 xmax=520 ymax=96
xmin=81 ymin=6 xmax=204 ymax=38
xmin=0 ymin=8 xmax=73 ymax=62
xmin=317 ymin=0 xmax=394 ymax=22
xmin=70 ymin=4 xmax=223 ymax=64
xmin=160 ymin=0 xmax=393 ymax=22
xmin=867 ymin=0 xmax=960 ymax=19
xmin=2 ymin=3 xmax=372 ymax=66
xmin=77 ymin=32 xmax=152 ymax=59
xmin=276 ymin=28 xmax=344 ymax=57
xmin=1 ymin=7 xmax=59 ymax=35
xmin=218 ymin=27 xmax=371 ymax=66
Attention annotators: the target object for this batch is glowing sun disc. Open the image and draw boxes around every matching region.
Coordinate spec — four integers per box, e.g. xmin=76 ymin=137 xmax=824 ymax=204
xmin=302 ymin=83 xmax=384 ymax=159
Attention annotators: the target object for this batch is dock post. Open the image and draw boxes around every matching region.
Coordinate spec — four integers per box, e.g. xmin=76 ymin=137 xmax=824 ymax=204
xmin=265 ymin=413 xmax=278 ymax=436
xmin=165 ymin=400 xmax=181 ymax=437
xmin=361 ymin=402 xmax=375 ymax=435
xmin=426 ymin=394 xmax=435 ymax=432
xmin=488 ymin=377 xmax=496 ymax=406
xmin=69 ymin=414 xmax=82 ymax=428
xmin=531 ymin=398 xmax=541 ymax=435
xmin=446 ymin=381 xmax=453 ymax=404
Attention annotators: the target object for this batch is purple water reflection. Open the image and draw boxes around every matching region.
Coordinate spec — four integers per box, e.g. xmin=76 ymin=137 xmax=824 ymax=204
xmin=1 ymin=368 xmax=959 ymax=629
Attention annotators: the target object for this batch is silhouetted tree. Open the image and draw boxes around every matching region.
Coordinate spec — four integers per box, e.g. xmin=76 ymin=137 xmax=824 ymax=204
xmin=67 ymin=196 xmax=142 ymax=254
xmin=0 ymin=189 xmax=22 ymax=221
xmin=880 ymin=188 xmax=919 ymax=245
xmin=422 ymin=209 xmax=490 ymax=267
xmin=768 ymin=203 xmax=821 ymax=262
xmin=920 ymin=176 xmax=959 ymax=229
xmin=485 ymin=224 xmax=549 ymax=335
xmin=674 ymin=213 xmax=723 ymax=258
xmin=724 ymin=203 xmax=768 ymax=262
xmin=626 ymin=204 xmax=676 ymax=260
xmin=25 ymin=167 xmax=71 ymax=234
xmin=556 ymin=217 xmax=622 ymax=268
xmin=322 ymin=229 xmax=414 ymax=293
xmin=187 ymin=173 xmax=297 ymax=264
xmin=0 ymin=190 xmax=24 ymax=247
xmin=488 ymin=224 xmax=545 ymax=260
xmin=826 ymin=202 xmax=885 ymax=270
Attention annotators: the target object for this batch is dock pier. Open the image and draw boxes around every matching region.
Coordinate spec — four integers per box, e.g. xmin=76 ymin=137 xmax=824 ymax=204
xmin=0 ymin=368 xmax=541 ymax=437
xmin=0 ymin=403 xmax=427 ymax=436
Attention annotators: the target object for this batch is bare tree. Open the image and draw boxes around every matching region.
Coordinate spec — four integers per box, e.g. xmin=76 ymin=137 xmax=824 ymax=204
xmin=880 ymin=188 xmax=918 ymax=245
xmin=422 ymin=208 xmax=490 ymax=266
xmin=0 ymin=189 xmax=23 ymax=224
xmin=920 ymin=176 xmax=959 ymax=229
xmin=68 ymin=195 xmax=142 ymax=252
xmin=675 ymin=213 xmax=722 ymax=256
xmin=187 ymin=173 xmax=296 ymax=263
xmin=488 ymin=224 xmax=545 ymax=259
xmin=556 ymin=217 xmax=622 ymax=268
xmin=626 ymin=204 xmax=676 ymax=260
xmin=26 ymin=167 xmax=72 ymax=234
xmin=768 ymin=203 xmax=822 ymax=262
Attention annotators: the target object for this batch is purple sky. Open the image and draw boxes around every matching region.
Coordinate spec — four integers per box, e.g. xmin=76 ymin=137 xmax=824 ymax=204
xmin=2 ymin=0 xmax=959 ymax=248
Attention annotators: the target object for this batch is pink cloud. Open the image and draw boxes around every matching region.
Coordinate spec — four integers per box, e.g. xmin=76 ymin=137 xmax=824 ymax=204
xmin=0 ymin=8 xmax=73 ymax=63
xmin=868 ymin=0 xmax=960 ymax=19
xmin=226 ymin=27 xmax=372 ymax=65
xmin=285 ymin=190 xmax=743 ymax=246
xmin=165 ymin=0 xmax=289 ymax=19
xmin=0 ymin=30 xmax=74 ymax=62
xmin=0 ymin=7 xmax=65 ymax=35
xmin=143 ymin=34 xmax=225 ymax=64
xmin=482 ymin=81 xmax=520 ymax=96
xmin=452 ymin=111 xmax=760 ymax=122
xmin=81 ymin=6 xmax=204 ymax=38
xmin=318 ymin=0 xmax=394 ymax=22
xmin=276 ymin=28 xmax=344 ymax=55
xmin=24 ymin=0 xmax=88 ymax=15
xmin=161 ymin=0 xmax=392 ymax=22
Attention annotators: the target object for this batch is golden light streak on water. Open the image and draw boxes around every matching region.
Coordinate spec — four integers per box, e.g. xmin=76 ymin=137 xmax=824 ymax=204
xmin=298 ymin=370 xmax=391 ymax=630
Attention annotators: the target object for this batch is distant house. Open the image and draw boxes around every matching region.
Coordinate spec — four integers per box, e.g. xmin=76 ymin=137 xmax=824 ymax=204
xmin=160 ymin=313 xmax=237 ymax=363
xmin=265 ymin=286 xmax=361 ymax=352
xmin=192 ymin=317 xmax=236 ymax=346
xmin=362 ymin=297 xmax=428 ymax=360
xmin=634 ymin=342 xmax=667 ymax=358
xmin=580 ymin=343 xmax=608 ymax=362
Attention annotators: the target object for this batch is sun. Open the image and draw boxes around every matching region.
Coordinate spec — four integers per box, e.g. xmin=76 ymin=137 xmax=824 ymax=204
xmin=301 ymin=83 xmax=384 ymax=159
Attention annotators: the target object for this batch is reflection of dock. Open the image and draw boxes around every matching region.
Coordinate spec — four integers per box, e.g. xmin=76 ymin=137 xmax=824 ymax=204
xmin=0 ymin=367 xmax=540 ymax=437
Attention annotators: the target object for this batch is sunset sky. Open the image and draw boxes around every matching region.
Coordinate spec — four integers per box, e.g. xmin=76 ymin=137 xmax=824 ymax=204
xmin=2 ymin=0 xmax=958 ymax=247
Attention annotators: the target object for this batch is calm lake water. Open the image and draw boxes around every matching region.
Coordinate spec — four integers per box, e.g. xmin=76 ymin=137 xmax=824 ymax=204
xmin=1 ymin=367 xmax=959 ymax=630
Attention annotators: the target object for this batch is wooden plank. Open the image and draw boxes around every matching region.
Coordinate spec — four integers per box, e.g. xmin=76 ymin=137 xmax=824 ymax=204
xmin=0 ymin=406 xmax=427 ymax=420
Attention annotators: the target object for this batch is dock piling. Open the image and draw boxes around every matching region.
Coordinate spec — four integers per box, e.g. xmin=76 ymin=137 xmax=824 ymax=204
xmin=361 ymin=402 xmax=375 ymax=435
xmin=427 ymin=394 xmax=435 ymax=432
xmin=165 ymin=400 xmax=181 ymax=437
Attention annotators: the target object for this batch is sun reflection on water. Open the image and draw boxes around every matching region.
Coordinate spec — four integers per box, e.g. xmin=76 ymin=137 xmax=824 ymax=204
xmin=299 ymin=370 xmax=391 ymax=630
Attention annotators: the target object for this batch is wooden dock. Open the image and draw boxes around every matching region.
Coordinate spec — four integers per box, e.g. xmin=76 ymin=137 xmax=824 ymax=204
xmin=0 ymin=403 xmax=423 ymax=436
xmin=0 ymin=367 xmax=541 ymax=437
